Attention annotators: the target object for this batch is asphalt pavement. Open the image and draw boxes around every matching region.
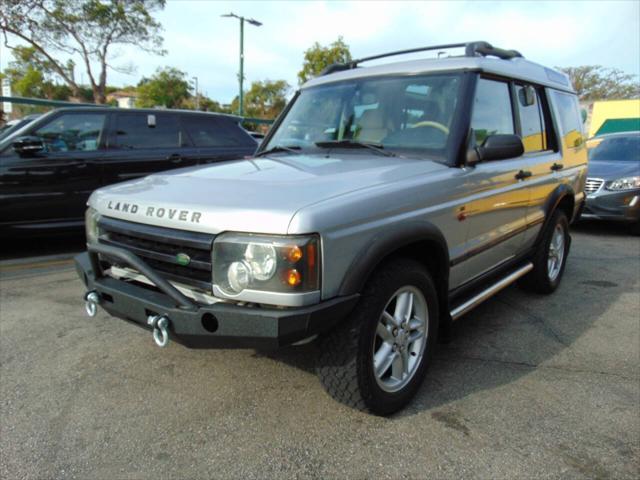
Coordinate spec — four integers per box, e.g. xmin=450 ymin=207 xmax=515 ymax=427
xmin=0 ymin=222 xmax=638 ymax=479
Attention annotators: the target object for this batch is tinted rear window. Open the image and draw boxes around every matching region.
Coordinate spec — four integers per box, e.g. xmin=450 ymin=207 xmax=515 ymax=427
xmin=182 ymin=115 xmax=254 ymax=147
xmin=115 ymin=113 xmax=180 ymax=149
xmin=590 ymin=136 xmax=640 ymax=162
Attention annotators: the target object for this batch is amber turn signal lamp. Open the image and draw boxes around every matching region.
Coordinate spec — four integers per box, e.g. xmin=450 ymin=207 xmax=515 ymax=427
xmin=286 ymin=269 xmax=302 ymax=287
xmin=286 ymin=245 xmax=303 ymax=263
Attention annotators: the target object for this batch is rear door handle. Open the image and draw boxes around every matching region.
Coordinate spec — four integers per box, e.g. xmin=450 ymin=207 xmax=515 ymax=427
xmin=551 ymin=162 xmax=564 ymax=171
xmin=167 ymin=154 xmax=182 ymax=164
xmin=515 ymin=170 xmax=532 ymax=180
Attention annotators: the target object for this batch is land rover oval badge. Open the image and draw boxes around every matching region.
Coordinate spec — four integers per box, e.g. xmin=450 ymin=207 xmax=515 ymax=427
xmin=176 ymin=253 xmax=191 ymax=266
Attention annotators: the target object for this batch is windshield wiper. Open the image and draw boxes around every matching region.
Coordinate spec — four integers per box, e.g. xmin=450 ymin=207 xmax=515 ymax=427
xmin=314 ymin=140 xmax=396 ymax=157
xmin=255 ymin=145 xmax=301 ymax=157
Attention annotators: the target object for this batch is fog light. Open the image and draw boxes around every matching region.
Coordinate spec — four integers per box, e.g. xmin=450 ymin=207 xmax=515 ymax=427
xmin=227 ymin=261 xmax=251 ymax=293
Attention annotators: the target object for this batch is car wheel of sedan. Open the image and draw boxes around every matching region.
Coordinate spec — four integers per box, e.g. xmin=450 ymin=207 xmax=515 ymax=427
xmin=317 ymin=259 xmax=439 ymax=416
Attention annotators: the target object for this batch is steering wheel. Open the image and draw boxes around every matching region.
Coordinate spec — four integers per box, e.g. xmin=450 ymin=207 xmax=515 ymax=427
xmin=409 ymin=121 xmax=449 ymax=135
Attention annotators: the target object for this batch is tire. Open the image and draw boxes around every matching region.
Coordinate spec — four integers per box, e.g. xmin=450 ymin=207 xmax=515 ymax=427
xmin=522 ymin=209 xmax=570 ymax=294
xmin=317 ymin=258 xmax=439 ymax=416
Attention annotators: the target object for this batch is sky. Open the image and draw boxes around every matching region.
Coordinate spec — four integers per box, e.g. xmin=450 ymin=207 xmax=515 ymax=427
xmin=1 ymin=0 xmax=639 ymax=103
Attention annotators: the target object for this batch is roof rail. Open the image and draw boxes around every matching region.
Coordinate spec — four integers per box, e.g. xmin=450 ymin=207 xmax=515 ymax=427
xmin=319 ymin=41 xmax=523 ymax=76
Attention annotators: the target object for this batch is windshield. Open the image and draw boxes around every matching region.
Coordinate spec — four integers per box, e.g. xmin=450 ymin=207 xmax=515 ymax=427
xmin=589 ymin=135 xmax=640 ymax=162
xmin=265 ymin=73 xmax=463 ymax=158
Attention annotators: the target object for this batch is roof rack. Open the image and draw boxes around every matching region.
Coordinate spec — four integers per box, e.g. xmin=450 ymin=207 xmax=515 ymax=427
xmin=320 ymin=41 xmax=523 ymax=76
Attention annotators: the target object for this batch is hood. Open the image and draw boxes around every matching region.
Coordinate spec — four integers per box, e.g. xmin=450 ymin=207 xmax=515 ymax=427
xmin=587 ymin=160 xmax=640 ymax=180
xmin=90 ymin=153 xmax=447 ymax=234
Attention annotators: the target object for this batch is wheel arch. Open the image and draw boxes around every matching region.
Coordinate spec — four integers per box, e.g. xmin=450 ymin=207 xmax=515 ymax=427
xmin=338 ymin=222 xmax=450 ymax=323
xmin=536 ymin=184 xmax=575 ymax=245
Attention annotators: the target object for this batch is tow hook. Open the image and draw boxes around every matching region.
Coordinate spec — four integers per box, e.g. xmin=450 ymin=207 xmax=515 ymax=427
xmin=84 ymin=291 xmax=100 ymax=317
xmin=147 ymin=315 xmax=170 ymax=348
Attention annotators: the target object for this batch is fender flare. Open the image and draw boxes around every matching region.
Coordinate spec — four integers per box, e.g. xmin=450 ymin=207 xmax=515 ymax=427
xmin=534 ymin=184 xmax=576 ymax=247
xmin=338 ymin=221 xmax=450 ymax=299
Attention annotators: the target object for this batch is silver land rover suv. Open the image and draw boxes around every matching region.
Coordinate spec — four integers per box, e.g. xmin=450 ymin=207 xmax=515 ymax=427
xmin=76 ymin=41 xmax=587 ymax=415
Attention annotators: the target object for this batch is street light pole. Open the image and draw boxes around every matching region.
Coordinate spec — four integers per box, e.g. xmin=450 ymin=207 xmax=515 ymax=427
xmin=221 ymin=12 xmax=262 ymax=117
xmin=239 ymin=17 xmax=244 ymax=116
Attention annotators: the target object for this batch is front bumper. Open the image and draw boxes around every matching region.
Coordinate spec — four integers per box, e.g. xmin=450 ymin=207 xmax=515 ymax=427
xmin=75 ymin=249 xmax=358 ymax=349
xmin=583 ymin=189 xmax=640 ymax=223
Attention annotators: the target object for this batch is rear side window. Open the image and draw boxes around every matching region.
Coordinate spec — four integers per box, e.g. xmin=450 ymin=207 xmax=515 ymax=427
xmin=516 ymin=85 xmax=548 ymax=153
xmin=34 ymin=113 xmax=106 ymax=152
xmin=551 ymin=91 xmax=584 ymax=148
xmin=182 ymin=115 xmax=254 ymax=147
xmin=115 ymin=113 xmax=180 ymax=149
xmin=471 ymin=78 xmax=514 ymax=145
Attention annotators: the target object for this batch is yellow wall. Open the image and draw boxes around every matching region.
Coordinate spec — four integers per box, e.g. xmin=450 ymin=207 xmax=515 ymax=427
xmin=588 ymin=99 xmax=640 ymax=138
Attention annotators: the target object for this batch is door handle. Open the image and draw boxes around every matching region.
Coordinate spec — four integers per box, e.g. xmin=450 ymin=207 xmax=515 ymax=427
xmin=167 ymin=154 xmax=182 ymax=164
xmin=515 ymin=170 xmax=532 ymax=180
xmin=550 ymin=162 xmax=564 ymax=171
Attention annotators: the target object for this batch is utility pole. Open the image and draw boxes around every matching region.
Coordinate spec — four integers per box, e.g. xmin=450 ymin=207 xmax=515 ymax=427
xmin=221 ymin=12 xmax=262 ymax=117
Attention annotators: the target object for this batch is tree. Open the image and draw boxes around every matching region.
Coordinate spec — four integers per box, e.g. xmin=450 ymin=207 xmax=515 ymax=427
xmin=231 ymin=80 xmax=290 ymax=119
xmin=558 ymin=65 xmax=640 ymax=101
xmin=298 ymin=37 xmax=352 ymax=85
xmin=3 ymin=46 xmax=73 ymax=100
xmin=182 ymin=95 xmax=231 ymax=114
xmin=0 ymin=0 xmax=166 ymax=104
xmin=135 ymin=67 xmax=190 ymax=108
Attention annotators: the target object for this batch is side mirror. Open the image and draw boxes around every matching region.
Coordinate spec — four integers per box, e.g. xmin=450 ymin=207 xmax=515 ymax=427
xmin=13 ymin=136 xmax=45 ymax=156
xmin=471 ymin=134 xmax=524 ymax=163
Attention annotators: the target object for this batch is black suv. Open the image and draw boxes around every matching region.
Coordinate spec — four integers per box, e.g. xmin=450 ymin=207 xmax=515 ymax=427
xmin=0 ymin=107 xmax=257 ymax=236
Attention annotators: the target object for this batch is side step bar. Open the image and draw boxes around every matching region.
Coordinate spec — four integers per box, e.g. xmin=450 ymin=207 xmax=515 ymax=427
xmin=450 ymin=262 xmax=533 ymax=321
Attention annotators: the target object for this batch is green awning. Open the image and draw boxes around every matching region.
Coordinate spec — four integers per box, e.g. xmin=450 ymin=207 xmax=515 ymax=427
xmin=595 ymin=117 xmax=640 ymax=136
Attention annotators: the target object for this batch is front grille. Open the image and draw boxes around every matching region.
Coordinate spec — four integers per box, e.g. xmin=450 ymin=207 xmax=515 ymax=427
xmin=585 ymin=178 xmax=604 ymax=195
xmin=98 ymin=216 xmax=215 ymax=290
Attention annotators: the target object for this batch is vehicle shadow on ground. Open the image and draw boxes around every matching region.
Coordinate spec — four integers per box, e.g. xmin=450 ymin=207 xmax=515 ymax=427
xmin=1 ymin=232 xmax=85 ymax=261
xmin=572 ymin=219 xmax=636 ymax=237
xmin=257 ymin=225 xmax=638 ymax=416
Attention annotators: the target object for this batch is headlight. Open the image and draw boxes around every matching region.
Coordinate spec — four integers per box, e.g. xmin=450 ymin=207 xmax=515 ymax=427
xmin=212 ymin=233 xmax=320 ymax=298
xmin=85 ymin=207 xmax=101 ymax=243
xmin=606 ymin=176 xmax=640 ymax=191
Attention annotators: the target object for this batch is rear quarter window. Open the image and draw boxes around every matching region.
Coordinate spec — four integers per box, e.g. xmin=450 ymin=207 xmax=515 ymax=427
xmin=551 ymin=91 xmax=584 ymax=149
xmin=182 ymin=115 xmax=255 ymax=148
